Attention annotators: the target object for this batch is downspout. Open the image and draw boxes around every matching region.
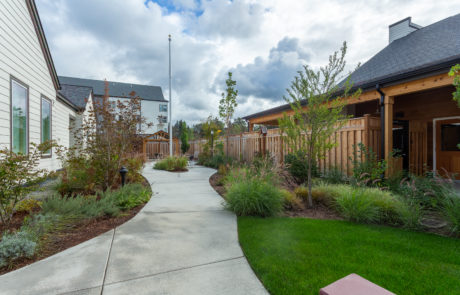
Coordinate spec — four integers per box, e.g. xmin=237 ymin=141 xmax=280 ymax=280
xmin=376 ymin=84 xmax=385 ymax=162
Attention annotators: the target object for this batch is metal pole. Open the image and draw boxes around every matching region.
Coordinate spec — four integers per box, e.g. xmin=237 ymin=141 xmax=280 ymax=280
xmin=168 ymin=34 xmax=173 ymax=157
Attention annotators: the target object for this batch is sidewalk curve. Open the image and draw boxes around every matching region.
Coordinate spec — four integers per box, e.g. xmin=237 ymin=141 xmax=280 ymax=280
xmin=0 ymin=163 xmax=267 ymax=295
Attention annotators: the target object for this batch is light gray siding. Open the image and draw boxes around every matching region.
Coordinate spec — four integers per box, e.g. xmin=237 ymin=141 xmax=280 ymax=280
xmin=0 ymin=0 xmax=77 ymax=170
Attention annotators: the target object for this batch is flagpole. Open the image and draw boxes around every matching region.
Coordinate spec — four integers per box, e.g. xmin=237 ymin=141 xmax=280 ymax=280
xmin=168 ymin=34 xmax=173 ymax=157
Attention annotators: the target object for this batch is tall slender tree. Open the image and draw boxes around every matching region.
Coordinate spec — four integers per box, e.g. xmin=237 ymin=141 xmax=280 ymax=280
xmin=219 ymin=72 xmax=238 ymax=156
xmin=279 ymin=42 xmax=361 ymax=207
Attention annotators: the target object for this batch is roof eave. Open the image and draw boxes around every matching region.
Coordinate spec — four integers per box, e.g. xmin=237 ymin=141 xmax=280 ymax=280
xmin=242 ymin=57 xmax=459 ymax=121
xmin=26 ymin=0 xmax=60 ymax=91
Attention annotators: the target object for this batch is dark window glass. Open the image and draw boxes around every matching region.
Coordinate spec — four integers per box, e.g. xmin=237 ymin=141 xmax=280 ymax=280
xmin=441 ymin=123 xmax=460 ymax=151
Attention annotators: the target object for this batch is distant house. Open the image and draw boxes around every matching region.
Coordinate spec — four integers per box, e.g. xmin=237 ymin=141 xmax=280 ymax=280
xmin=0 ymin=0 xmax=168 ymax=171
xmin=58 ymin=76 xmax=169 ymax=134
xmin=0 ymin=0 xmax=87 ymax=171
xmin=243 ymin=15 xmax=460 ymax=178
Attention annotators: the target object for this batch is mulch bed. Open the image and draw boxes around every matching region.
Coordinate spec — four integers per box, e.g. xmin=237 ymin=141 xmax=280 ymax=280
xmin=208 ymin=172 xmax=342 ymax=220
xmin=0 ymin=178 xmax=152 ymax=275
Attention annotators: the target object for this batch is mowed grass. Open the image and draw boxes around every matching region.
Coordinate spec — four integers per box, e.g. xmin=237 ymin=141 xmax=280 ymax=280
xmin=238 ymin=217 xmax=460 ymax=295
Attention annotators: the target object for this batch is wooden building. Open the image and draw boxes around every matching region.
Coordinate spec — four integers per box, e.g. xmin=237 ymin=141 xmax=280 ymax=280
xmin=243 ymin=15 xmax=460 ymax=178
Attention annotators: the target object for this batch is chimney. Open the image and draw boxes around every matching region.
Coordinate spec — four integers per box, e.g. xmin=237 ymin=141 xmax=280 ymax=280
xmin=389 ymin=17 xmax=422 ymax=43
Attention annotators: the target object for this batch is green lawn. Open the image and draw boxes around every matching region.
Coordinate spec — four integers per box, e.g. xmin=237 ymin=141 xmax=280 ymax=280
xmin=238 ymin=217 xmax=460 ymax=295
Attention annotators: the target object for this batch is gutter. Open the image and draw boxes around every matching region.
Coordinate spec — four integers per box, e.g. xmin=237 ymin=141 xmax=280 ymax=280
xmin=376 ymin=84 xmax=385 ymax=162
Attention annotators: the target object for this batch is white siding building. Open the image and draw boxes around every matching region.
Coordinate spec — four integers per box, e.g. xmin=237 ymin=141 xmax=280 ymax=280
xmin=58 ymin=76 xmax=169 ymax=135
xmin=0 ymin=0 xmax=84 ymax=171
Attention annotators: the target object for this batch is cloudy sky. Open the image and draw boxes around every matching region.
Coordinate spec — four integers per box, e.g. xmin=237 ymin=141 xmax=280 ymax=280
xmin=36 ymin=0 xmax=458 ymax=124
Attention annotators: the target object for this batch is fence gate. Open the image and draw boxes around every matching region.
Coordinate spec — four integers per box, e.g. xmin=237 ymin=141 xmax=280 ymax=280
xmin=142 ymin=131 xmax=180 ymax=159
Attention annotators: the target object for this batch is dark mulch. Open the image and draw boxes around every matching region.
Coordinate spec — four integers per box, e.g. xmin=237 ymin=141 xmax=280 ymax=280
xmin=209 ymin=172 xmax=226 ymax=198
xmin=0 ymin=178 xmax=152 ymax=275
xmin=284 ymin=204 xmax=342 ymax=220
xmin=0 ymin=203 xmax=146 ymax=275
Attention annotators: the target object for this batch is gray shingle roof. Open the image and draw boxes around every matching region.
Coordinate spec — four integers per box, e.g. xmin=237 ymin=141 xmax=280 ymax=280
xmin=343 ymin=13 xmax=460 ymax=88
xmin=244 ymin=13 xmax=460 ymax=120
xmin=58 ymin=76 xmax=166 ymax=102
xmin=58 ymin=84 xmax=92 ymax=109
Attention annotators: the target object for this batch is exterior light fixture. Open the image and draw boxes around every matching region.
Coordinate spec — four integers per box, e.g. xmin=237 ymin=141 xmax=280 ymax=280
xmin=119 ymin=166 xmax=128 ymax=187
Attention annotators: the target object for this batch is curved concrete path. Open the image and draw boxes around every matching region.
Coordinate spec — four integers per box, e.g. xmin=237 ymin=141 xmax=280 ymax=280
xmin=0 ymin=163 xmax=267 ymax=295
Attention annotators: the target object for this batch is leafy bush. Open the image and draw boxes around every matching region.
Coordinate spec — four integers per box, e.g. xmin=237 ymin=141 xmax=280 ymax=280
xmin=321 ymin=166 xmax=346 ymax=184
xmin=441 ymin=194 xmax=460 ymax=234
xmin=225 ymin=179 xmax=284 ymax=217
xmin=103 ymin=183 xmax=151 ymax=211
xmin=284 ymin=151 xmax=319 ymax=184
xmin=335 ymin=189 xmax=379 ymax=223
xmin=154 ymin=156 xmax=188 ymax=171
xmin=0 ymin=231 xmax=36 ymax=267
xmin=15 ymin=199 xmax=42 ymax=213
xmin=123 ymin=154 xmax=145 ymax=184
xmin=0 ymin=142 xmax=52 ymax=224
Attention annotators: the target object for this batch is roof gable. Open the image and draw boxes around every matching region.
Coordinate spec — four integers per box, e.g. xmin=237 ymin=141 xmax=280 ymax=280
xmin=344 ymin=13 xmax=460 ymax=89
xmin=25 ymin=0 xmax=60 ymax=91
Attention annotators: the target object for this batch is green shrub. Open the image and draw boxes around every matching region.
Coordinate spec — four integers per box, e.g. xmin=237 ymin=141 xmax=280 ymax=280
xmin=321 ymin=166 xmax=346 ymax=184
xmin=104 ymin=183 xmax=150 ymax=211
xmin=350 ymin=143 xmax=386 ymax=187
xmin=154 ymin=156 xmax=188 ymax=171
xmin=41 ymin=194 xmax=120 ymax=219
xmin=281 ymin=189 xmax=304 ymax=210
xmin=0 ymin=231 xmax=36 ymax=267
xmin=294 ymin=185 xmax=309 ymax=201
xmin=15 ymin=199 xmax=42 ymax=213
xmin=335 ymin=189 xmax=379 ymax=223
xmin=396 ymin=201 xmax=423 ymax=230
xmin=312 ymin=183 xmax=402 ymax=224
xmin=225 ymin=179 xmax=284 ymax=217
xmin=390 ymin=173 xmax=455 ymax=209
xmin=441 ymin=194 xmax=460 ymax=234
xmin=284 ymin=151 xmax=319 ymax=184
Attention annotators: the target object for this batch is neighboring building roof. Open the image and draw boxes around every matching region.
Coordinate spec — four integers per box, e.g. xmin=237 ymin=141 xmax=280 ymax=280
xmin=59 ymin=84 xmax=92 ymax=109
xmin=26 ymin=0 xmax=60 ymax=91
xmin=243 ymin=13 xmax=460 ymax=121
xmin=58 ymin=76 xmax=167 ymax=102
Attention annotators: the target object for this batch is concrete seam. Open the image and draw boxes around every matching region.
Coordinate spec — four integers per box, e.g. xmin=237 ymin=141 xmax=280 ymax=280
xmin=100 ymin=228 xmax=116 ymax=295
xmin=104 ymin=256 xmax=244 ymax=287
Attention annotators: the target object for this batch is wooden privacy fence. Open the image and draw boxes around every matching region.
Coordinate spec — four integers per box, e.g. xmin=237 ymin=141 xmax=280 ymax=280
xmin=188 ymin=115 xmax=382 ymax=175
xmin=142 ymin=131 xmax=180 ymax=159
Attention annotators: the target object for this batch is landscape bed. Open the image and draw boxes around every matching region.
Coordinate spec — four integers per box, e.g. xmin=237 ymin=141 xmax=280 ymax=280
xmin=0 ymin=180 xmax=152 ymax=275
xmin=238 ymin=217 xmax=460 ymax=295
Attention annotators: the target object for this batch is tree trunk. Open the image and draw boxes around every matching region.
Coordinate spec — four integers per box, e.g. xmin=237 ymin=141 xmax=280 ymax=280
xmin=307 ymin=156 xmax=313 ymax=208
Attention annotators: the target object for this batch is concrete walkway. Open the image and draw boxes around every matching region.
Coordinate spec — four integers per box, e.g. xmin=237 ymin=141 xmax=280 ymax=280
xmin=0 ymin=163 xmax=267 ymax=295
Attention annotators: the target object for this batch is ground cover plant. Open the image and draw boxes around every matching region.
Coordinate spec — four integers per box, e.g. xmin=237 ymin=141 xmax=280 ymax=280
xmin=154 ymin=156 xmax=188 ymax=171
xmin=238 ymin=217 xmax=460 ymax=295
xmin=0 ymin=183 xmax=151 ymax=270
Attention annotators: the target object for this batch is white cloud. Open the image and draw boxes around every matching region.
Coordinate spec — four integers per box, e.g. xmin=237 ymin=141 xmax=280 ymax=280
xmin=36 ymin=0 xmax=459 ymax=124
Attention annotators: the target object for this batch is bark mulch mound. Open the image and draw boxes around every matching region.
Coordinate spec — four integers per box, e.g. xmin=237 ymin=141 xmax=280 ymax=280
xmin=208 ymin=172 xmax=342 ymax=220
xmin=0 ymin=203 xmax=146 ymax=275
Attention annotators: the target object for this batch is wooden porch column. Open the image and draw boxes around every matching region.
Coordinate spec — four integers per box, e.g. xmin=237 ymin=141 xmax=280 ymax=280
xmin=384 ymin=96 xmax=394 ymax=176
xmin=248 ymin=122 xmax=254 ymax=132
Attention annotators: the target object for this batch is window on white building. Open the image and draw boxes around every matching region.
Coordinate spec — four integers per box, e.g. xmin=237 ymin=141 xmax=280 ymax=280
xmin=11 ymin=79 xmax=28 ymax=154
xmin=41 ymin=96 xmax=52 ymax=156
xmin=159 ymin=104 xmax=168 ymax=112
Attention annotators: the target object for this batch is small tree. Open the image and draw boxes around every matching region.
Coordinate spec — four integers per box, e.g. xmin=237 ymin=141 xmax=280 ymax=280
xmin=279 ymin=42 xmax=361 ymax=207
xmin=180 ymin=121 xmax=190 ymax=154
xmin=0 ymin=142 xmax=53 ymax=224
xmin=449 ymin=64 xmax=460 ymax=107
xmin=219 ymin=72 xmax=238 ymax=156
xmin=60 ymin=81 xmax=151 ymax=192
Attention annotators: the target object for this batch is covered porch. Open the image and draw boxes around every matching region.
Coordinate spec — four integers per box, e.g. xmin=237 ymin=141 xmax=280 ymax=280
xmin=246 ymin=73 xmax=458 ymax=177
